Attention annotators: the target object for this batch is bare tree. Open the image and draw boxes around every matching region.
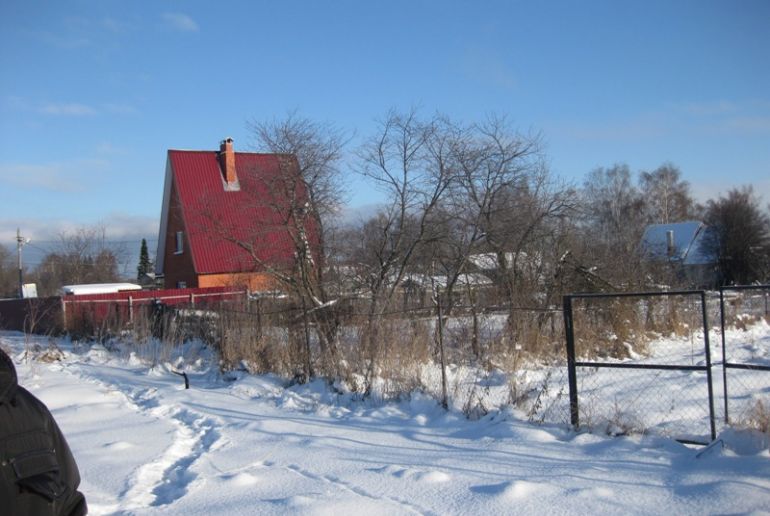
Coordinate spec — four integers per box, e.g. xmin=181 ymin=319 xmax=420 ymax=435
xmin=639 ymin=163 xmax=695 ymax=224
xmin=421 ymin=116 xmax=573 ymax=359
xmin=352 ymin=112 xmax=572 ymax=400
xmin=354 ymin=109 xmax=455 ymax=397
xmin=32 ymin=226 xmax=123 ymax=296
xmin=579 ymin=164 xmax=646 ymax=288
xmin=0 ymin=245 xmax=18 ymax=298
xmin=231 ymin=112 xmax=352 ymax=380
xmin=703 ymin=186 xmax=770 ymax=285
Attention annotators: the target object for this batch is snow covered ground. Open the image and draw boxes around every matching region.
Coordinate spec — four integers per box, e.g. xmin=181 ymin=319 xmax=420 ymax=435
xmin=2 ymin=330 xmax=770 ymax=515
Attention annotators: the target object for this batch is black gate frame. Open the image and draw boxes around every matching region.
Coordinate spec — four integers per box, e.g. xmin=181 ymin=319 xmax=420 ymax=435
xmin=719 ymin=284 xmax=770 ymax=424
xmin=564 ymin=290 xmax=717 ymax=444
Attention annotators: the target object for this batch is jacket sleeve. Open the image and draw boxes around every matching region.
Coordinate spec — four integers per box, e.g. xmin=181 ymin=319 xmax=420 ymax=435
xmin=50 ymin=416 xmax=88 ymax=516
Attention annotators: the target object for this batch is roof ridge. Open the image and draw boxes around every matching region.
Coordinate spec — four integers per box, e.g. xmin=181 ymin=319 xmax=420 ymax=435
xmin=167 ymin=148 xmax=294 ymax=157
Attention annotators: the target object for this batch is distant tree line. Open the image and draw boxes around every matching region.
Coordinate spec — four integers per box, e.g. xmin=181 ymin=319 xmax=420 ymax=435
xmin=243 ymin=110 xmax=768 ymax=304
xmin=0 ymin=245 xmax=17 ymax=298
xmin=0 ymin=226 xmax=125 ymax=298
xmin=226 ymin=109 xmax=770 ymax=387
xmin=2 ymin=110 xmax=768 ymax=306
xmin=3 ymin=109 xmax=769 ymax=399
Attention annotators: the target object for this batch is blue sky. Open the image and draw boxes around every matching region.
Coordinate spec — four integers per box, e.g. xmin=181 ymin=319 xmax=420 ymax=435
xmin=1 ymin=0 xmax=769 ymax=262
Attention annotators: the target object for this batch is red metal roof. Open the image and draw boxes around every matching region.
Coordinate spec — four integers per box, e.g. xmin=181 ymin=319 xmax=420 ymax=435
xmin=168 ymin=149 xmax=313 ymax=275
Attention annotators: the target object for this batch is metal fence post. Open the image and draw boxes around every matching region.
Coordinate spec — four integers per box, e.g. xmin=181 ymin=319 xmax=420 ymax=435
xmin=719 ymin=287 xmax=729 ymax=424
xmin=700 ymin=291 xmax=717 ymax=441
xmin=563 ymin=295 xmax=579 ymax=429
xmin=719 ymin=284 xmax=770 ymax=430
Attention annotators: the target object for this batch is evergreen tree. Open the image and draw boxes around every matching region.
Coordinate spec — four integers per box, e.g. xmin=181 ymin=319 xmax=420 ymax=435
xmin=137 ymin=238 xmax=151 ymax=280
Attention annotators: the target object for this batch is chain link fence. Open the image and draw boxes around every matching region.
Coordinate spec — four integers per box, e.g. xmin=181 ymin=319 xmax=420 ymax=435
xmin=564 ymin=291 xmax=717 ymax=444
xmin=10 ymin=282 xmax=768 ymax=437
xmin=719 ymin=285 xmax=770 ymax=430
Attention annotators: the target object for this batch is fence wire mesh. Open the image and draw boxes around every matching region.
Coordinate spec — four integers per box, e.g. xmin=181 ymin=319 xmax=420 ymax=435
xmin=720 ymin=286 xmax=770 ymax=430
xmin=574 ymin=367 xmax=713 ymax=440
xmin=14 ymin=283 xmax=769 ymax=436
xmin=52 ymin=292 xmax=571 ymax=415
xmin=565 ymin=291 xmax=717 ymax=442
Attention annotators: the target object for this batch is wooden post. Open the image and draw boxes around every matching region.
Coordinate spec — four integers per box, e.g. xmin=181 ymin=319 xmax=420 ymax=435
xmin=128 ymin=296 xmax=134 ymax=323
xmin=61 ymin=297 xmax=68 ymax=333
xmin=436 ymin=291 xmax=448 ymax=410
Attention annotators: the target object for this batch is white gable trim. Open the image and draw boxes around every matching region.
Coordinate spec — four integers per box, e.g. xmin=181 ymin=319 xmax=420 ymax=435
xmin=155 ymin=156 xmax=173 ymax=275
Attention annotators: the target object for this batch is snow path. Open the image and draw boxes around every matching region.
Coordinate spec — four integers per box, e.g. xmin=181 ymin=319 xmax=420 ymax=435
xmin=3 ymin=332 xmax=770 ymax=515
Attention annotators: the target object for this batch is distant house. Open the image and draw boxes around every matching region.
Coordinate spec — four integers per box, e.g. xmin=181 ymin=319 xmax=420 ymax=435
xmin=467 ymin=251 xmax=545 ymax=286
xmin=398 ymin=272 xmax=493 ymax=308
xmin=640 ymin=221 xmax=718 ymax=288
xmin=155 ymin=138 xmax=314 ymax=291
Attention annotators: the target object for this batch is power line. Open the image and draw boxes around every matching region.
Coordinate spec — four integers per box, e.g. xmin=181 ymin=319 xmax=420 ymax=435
xmin=25 ymin=239 xmax=159 ymax=245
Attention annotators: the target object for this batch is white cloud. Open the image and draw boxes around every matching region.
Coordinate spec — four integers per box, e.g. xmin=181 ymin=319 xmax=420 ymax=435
xmin=100 ymin=16 xmax=133 ymax=34
xmin=0 ymin=215 xmax=160 ymax=274
xmin=39 ymin=102 xmax=97 ymax=116
xmin=6 ymin=97 xmax=138 ymax=117
xmin=100 ymin=213 xmax=159 ymax=239
xmin=0 ymin=219 xmax=81 ymax=243
xmin=676 ymin=100 xmax=738 ymax=116
xmin=553 ymin=112 xmax=670 ymax=142
xmin=690 ymin=177 xmax=770 ymax=206
xmin=460 ymin=48 xmax=517 ymax=91
xmin=671 ymin=99 xmax=770 ymax=135
xmin=33 ymin=29 xmax=91 ymax=49
xmin=0 ymin=159 xmax=109 ymax=193
xmin=0 ymin=163 xmax=84 ymax=192
xmin=162 ymin=13 xmax=199 ymax=32
xmin=5 ymin=96 xmax=28 ymax=110
xmin=553 ymin=98 xmax=770 ymax=143
xmin=726 ymin=116 xmax=770 ymax=133
xmin=94 ymin=142 xmax=128 ymax=155
xmin=0 ymin=215 xmax=158 ymax=242
xmin=102 ymin=103 xmax=138 ymax=115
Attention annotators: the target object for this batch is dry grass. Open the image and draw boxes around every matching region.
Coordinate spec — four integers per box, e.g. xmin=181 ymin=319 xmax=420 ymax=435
xmin=51 ymin=291 xmax=733 ymax=415
xmin=741 ymin=399 xmax=770 ymax=434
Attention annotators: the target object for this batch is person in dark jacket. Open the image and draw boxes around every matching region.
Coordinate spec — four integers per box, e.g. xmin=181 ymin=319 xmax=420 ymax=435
xmin=0 ymin=347 xmax=87 ymax=515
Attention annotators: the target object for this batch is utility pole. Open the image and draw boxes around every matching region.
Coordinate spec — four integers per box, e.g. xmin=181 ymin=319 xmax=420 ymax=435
xmin=16 ymin=228 xmax=29 ymax=298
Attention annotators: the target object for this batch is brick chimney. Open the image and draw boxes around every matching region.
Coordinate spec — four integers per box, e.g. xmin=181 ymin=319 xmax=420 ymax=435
xmin=219 ymin=137 xmax=237 ymax=184
xmin=666 ymin=230 xmax=675 ymax=257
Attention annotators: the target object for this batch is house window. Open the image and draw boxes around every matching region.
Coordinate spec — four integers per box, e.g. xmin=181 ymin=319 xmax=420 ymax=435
xmin=175 ymin=231 xmax=184 ymax=254
xmin=177 ymin=281 xmax=187 ymax=289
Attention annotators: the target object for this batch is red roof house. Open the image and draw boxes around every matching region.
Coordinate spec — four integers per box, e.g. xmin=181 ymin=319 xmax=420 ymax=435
xmin=155 ymin=138 xmax=315 ymax=291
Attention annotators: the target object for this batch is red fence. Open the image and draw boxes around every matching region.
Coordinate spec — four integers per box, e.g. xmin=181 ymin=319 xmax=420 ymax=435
xmin=0 ymin=286 xmax=247 ymax=335
xmin=0 ymin=297 xmax=64 ymax=335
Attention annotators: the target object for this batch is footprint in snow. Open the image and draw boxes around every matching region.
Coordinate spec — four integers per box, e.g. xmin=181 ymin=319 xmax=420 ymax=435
xmin=372 ymin=466 xmax=450 ymax=483
xmin=575 ymin=486 xmax=614 ymax=499
xmin=471 ymin=480 xmax=559 ymax=500
xmin=103 ymin=441 xmax=135 ymax=451
xmin=265 ymin=494 xmax=317 ymax=508
xmin=413 ymin=471 xmax=451 ymax=483
xmin=366 ymin=464 xmax=401 ymax=475
xmin=220 ymin=472 xmax=260 ymax=487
